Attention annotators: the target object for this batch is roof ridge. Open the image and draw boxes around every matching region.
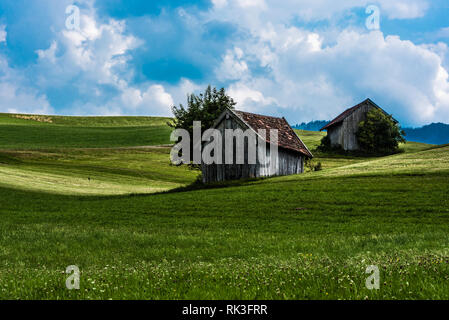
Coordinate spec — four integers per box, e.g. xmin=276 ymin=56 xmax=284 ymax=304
xmin=320 ymin=98 xmax=378 ymax=131
xmin=234 ymin=109 xmax=283 ymax=120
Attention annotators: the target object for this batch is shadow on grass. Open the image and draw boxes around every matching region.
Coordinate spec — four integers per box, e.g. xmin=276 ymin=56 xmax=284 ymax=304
xmin=428 ymin=143 xmax=449 ymax=150
xmin=129 ymin=176 xmax=267 ymax=198
xmin=312 ymin=148 xmax=405 ymax=159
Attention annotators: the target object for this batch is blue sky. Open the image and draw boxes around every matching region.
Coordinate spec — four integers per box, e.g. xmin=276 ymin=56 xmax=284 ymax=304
xmin=0 ymin=0 xmax=449 ymax=126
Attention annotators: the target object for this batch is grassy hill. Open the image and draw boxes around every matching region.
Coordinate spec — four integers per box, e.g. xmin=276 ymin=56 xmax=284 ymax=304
xmin=0 ymin=113 xmax=173 ymax=149
xmin=0 ymin=114 xmax=448 ymax=300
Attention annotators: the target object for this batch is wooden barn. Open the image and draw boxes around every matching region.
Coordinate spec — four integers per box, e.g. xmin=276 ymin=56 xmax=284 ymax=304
xmin=320 ymin=98 xmax=395 ymax=151
xmin=201 ymin=108 xmax=313 ymax=183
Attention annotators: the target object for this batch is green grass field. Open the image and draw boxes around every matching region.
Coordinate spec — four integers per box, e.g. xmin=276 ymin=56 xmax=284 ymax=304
xmin=0 ymin=113 xmax=448 ymax=299
xmin=0 ymin=113 xmax=172 ymax=149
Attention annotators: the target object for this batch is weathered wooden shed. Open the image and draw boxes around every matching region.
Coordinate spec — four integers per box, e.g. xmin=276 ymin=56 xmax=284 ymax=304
xmin=201 ymin=108 xmax=313 ymax=183
xmin=320 ymin=98 xmax=395 ymax=151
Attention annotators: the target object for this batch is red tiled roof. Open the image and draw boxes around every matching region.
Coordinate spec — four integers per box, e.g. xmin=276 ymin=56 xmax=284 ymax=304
xmin=233 ymin=110 xmax=313 ymax=158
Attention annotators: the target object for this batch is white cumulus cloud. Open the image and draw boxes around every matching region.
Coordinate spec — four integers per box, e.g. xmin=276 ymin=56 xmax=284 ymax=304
xmin=0 ymin=25 xmax=6 ymax=43
xmin=205 ymin=0 xmax=448 ymax=126
xmin=32 ymin=3 xmax=177 ymax=116
xmin=216 ymin=47 xmax=249 ymax=81
xmin=0 ymin=57 xmax=53 ymax=114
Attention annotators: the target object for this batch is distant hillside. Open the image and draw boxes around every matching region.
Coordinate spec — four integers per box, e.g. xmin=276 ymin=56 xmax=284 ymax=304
xmin=403 ymin=123 xmax=449 ymax=145
xmin=293 ymin=120 xmax=328 ymax=131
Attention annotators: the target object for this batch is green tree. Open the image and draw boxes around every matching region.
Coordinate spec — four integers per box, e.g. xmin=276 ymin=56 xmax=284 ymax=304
xmin=168 ymin=85 xmax=236 ymax=134
xmin=356 ymin=108 xmax=406 ymax=154
xmin=168 ymin=86 xmax=236 ymax=166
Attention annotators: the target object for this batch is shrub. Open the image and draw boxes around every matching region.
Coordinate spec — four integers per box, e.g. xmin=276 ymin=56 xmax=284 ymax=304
xmin=305 ymin=159 xmax=323 ymax=172
xmin=356 ymin=108 xmax=406 ymax=155
xmin=317 ymin=135 xmax=331 ymax=152
xmin=317 ymin=135 xmax=343 ymax=153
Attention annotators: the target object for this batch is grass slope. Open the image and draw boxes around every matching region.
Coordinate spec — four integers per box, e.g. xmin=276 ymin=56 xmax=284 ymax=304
xmin=0 ymin=113 xmax=173 ymax=149
xmin=0 ymin=148 xmax=197 ymax=195
xmin=0 ymin=114 xmax=448 ymax=300
xmin=295 ymin=129 xmax=435 ymax=171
